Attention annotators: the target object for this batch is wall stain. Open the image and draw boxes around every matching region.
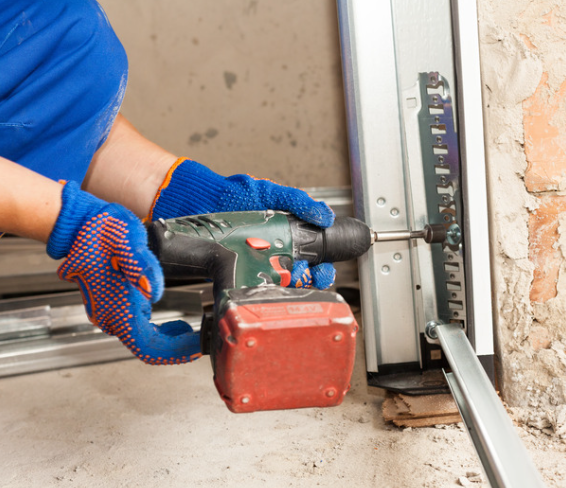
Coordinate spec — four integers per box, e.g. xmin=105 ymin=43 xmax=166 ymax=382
xmin=244 ymin=0 xmax=258 ymax=15
xmin=189 ymin=133 xmax=202 ymax=145
xmin=224 ymin=71 xmax=237 ymax=90
xmin=189 ymin=129 xmax=219 ymax=145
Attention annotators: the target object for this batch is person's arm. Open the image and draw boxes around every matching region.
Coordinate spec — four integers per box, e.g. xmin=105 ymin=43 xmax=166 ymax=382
xmin=0 ymin=157 xmax=63 ymax=242
xmin=83 ymin=113 xmax=177 ymax=218
xmin=84 ymin=113 xmax=337 ymax=290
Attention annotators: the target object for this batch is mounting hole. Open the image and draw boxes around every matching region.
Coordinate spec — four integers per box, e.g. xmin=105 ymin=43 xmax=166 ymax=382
xmin=416 ymin=284 xmax=421 ymax=290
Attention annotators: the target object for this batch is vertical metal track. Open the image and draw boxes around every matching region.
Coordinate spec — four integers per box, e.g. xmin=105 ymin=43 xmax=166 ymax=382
xmin=337 ymin=0 xmax=546 ymax=485
xmin=435 ymin=323 xmax=546 ymax=488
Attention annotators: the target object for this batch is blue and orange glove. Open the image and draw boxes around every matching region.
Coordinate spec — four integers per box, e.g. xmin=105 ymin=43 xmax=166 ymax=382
xmin=47 ymin=181 xmax=201 ymax=365
xmin=146 ymin=158 xmax=337 ymax=290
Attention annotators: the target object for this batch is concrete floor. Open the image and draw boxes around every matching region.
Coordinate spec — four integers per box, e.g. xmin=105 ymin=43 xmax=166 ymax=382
xmin=1 ymin=323 xmax=564 ymax=488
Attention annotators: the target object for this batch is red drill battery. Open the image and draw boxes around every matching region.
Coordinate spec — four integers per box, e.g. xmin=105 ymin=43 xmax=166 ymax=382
xmin=211 ymin=287 xmax=358 ymax=413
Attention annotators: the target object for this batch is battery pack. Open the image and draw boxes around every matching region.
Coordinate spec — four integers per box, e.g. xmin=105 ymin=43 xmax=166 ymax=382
xmin=212 ymin=287 xmax=358 ymax=413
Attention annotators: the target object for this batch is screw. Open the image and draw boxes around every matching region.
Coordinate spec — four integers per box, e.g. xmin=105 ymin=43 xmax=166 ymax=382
xmin=390 ymin=208 xmax=399 ymax=217
xmin=246 ymin=339 xmax=256 ymax=348
xmin=377 ymin=197 xmax=386 ymax=207
xmin=425 ymin=320 xmax=443 ymax=340
xmin=333 ymin=334 xmax=343 ymax=342
xmin=393 ymin=253 xmax=402 ymax=262
xmin=381 ymin=265 xmax=390 ymax=275
xmin=326 ymin=389 xmax=336 ymax=398
xmin=241 ymin=396 xmax=250 ymax=404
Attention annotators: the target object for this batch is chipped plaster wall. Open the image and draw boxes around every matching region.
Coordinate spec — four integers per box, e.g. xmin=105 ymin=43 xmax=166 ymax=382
xmin=97 ymin=0 xmax=350 ymax=189
xmin=478 ymin=0 xmax=566 ymax=427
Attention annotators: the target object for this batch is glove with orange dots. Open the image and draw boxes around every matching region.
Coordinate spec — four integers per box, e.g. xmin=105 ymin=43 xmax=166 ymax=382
xmin=47 ymin=181 xmax=201 ymax=365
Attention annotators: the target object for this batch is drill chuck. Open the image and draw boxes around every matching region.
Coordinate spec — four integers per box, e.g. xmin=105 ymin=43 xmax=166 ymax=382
xmin=289 ymin=216 xmax=372 ymax=265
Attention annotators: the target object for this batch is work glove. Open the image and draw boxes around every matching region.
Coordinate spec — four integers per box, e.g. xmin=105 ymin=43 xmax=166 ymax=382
xmin=47 ymin=181 xmax=201 ymax=365
xmin=146 ymin=158 xmax=336 ymax=290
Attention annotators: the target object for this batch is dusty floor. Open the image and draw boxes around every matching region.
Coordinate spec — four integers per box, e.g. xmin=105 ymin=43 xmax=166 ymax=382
xmin=1 ymin=329 xmax=565 ymax=488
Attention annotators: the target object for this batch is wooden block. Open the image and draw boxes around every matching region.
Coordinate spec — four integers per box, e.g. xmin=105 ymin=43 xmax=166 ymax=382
xmin=392 ymin=414 xmax=462 ymax=428
xmin=382 ymin=392 xmax=461 ymax=427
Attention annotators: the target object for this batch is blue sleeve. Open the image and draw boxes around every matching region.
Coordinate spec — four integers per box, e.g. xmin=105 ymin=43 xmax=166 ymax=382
xmin=0 ymin=0 xmax=128 ymax=184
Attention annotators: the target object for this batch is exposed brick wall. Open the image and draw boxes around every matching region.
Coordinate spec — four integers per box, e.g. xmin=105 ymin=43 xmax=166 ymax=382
xmin=479 ymin=0 xmax=566 ymax=411
xmin=525 ymin=71 xmax=566 ymax=302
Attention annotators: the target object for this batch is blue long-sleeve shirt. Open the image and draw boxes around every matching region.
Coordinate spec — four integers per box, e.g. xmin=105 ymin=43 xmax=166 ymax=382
xmin=0 ymin=0 xmax=128 ymax=183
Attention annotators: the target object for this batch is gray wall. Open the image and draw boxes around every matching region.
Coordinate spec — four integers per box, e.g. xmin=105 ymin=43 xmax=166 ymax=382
xmin=98 ymin=0 xmax=351 ymax=189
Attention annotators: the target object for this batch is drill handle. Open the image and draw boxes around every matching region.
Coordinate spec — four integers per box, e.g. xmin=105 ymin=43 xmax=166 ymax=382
xmin=147 ymin=220 xmax=237 ymax=293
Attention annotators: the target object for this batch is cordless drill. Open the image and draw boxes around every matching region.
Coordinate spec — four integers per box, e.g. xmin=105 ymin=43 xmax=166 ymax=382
xmin=147 ymin=211 xmax=446 ymax=413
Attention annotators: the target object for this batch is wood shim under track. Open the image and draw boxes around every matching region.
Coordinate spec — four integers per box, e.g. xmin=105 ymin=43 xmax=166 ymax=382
xmin=382 ymin=392 xmax=462 ymax=428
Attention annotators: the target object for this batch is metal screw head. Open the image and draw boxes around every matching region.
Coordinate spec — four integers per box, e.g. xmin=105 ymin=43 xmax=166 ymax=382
xmin=377 ymin=197 xmax=386 ymax=207
xmin=393 ymin=253 xmax=402 ymax=262
xmin=333 ymin=334 xmax=343 ymax=342
xmin=326 ymin=389 xmax=336 ymax=398
xmin=381 ymin=265 xmax=390 ymax=275
xmin=390 ymin=208 xmax=400 ymax=217
xmin=241 ymin=396 xmax=250 ymax=404
xmin=446 ymin=224 xmax=462 ymax=246
xmin=274 ymin=239 xmax=284 ymax=249
xmin=246 ymin=339 xmax=256 ymax=348
xmin=425 ymin=320 xmax=443 ymax=340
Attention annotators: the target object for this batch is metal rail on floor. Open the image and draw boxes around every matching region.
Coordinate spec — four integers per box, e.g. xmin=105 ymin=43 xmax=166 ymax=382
xmin=0 ymin=286 xmax=211 ymax=377
xmin=431 ymin=323 xmax=546 ymax=488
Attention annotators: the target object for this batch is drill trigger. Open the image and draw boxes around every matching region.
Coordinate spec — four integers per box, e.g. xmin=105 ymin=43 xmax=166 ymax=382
xmin=269 ymin=256 xmax=291 ymax=287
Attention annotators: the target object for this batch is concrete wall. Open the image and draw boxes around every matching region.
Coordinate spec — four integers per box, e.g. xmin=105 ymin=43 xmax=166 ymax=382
xmin=477 ymin=0 xmax=566 ymax=432
xmin=97 ymin=0 xmax=351 ymax=189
